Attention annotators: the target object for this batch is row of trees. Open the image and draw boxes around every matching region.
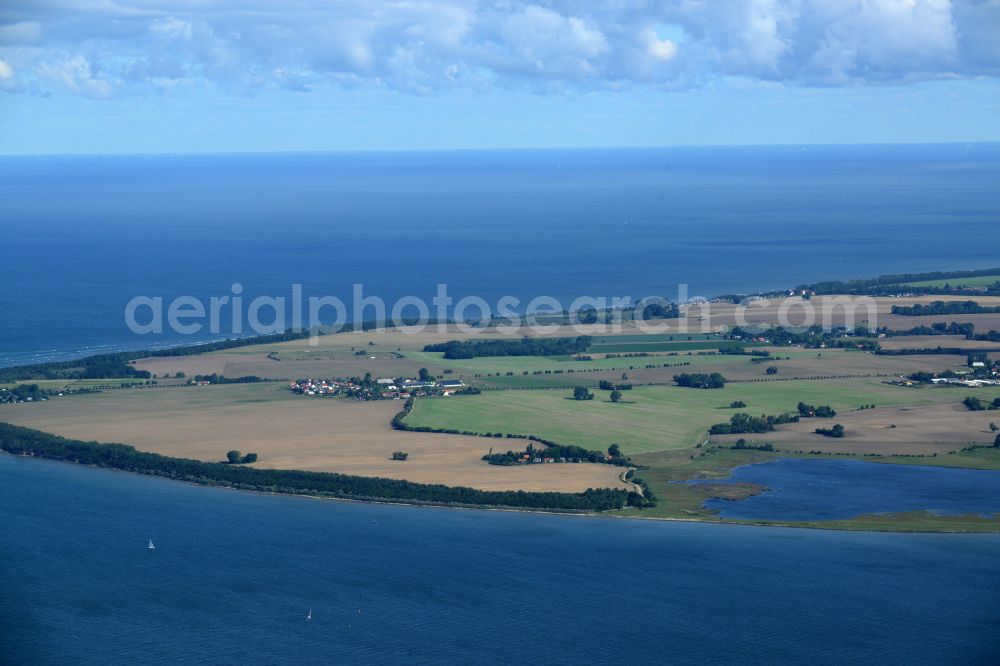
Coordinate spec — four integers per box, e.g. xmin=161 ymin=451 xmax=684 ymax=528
xmin=814 ymin=424 xmax=846 ymax=438
xmin=963 ymin=396 xmax=1000 ymax=411
xmin=674 ymin=373 xmax=726 ymax=389
xmin=482 ymin=442 xmax=629 ymax=466
xmin=796 ymin=267 xmax=1000 ymax=296
xmin=598 ymin=380 xmax=633 ymax=391
xmin=709 ymin=412 xmax=799 ymax=435
xmin=193 ymin=374 xmax=265 ymax=385
xmin=891 ymin=301 xmax=1000 ymax=316
xmin=423 ymin=336 xmax=592 ymax=359
xmin=797 ymin=402 xmax=837 ymax=418
xmin=730 ymin=325 xmax=881 ymax=351
xmin=0 ymin=422 xmax=630 ymax=512
xmin=882 ymin=321 xmax=977 ymax=338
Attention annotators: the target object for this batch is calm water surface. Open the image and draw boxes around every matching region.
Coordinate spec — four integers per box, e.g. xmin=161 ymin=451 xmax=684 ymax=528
xmin=2 ymin=454 xmax=999 ymax=664
xmin=692 ymin=458 xmax=1000 ymax=521
xmin=2 ymin=144 xmax=999 ymax=366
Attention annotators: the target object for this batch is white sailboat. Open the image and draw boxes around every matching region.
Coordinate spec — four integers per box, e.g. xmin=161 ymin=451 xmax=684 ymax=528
xmin=307 ymin=609 xmax=312 ymax=621
xmin=148 ymin=539 xmax=155 ymax=550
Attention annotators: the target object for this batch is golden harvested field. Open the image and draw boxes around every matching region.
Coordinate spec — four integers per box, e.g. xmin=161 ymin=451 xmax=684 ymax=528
xmin=710 ymin=398 xmax=1000 ymax=455
xmin=0 ymin=384 xmax=627 ymax=493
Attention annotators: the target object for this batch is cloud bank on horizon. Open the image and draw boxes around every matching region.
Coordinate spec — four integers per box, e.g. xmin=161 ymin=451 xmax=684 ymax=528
xmin=1 ymin=0 xmax=999 ymax=100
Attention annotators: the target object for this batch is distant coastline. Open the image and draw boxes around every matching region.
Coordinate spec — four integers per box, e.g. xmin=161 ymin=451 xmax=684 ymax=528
xmin=5 ymin=144 xmax=1000 ymax=367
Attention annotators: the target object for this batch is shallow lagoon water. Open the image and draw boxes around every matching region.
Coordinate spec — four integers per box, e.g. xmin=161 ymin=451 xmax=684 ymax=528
xmin=2 ymin=454 xmax=1000 ymax=664
xmin=691 ymin=458 xmax=1000 ymax=521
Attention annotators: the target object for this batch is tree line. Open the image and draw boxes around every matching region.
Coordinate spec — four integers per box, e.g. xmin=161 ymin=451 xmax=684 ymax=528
xmin=709 ymin=412 xmax=799 ymax=435
xmin=674 ymin=373 xmax=726 ymax=389
xmin=963 ymin=396 xmax=1000 ymax=411
xmin=797 ymin=402 xmax=837 ymax=418
xmin=0 ymin=422 xmax=630 ymax=512
xmin=730 ymin=325 xmax=880 ymax=351
xmin=423 ymin=336 xmax=592 ymax=359
xmin=891 ymin=301 xmax=1000 ymax=316
xmin=814 ymin=424 xmax=846 ymax=438
xmin=796 ymin=267 xmax=1000 ymax=296
xmin=482 ymin=441 xmax=630 ymax=467
xmin=190 ymin=374 xmax=266 ymax=384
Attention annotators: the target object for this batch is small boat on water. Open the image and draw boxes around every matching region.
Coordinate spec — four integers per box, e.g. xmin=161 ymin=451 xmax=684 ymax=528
xmin=148 ymin=539 xmax=155 ymax=551
xmin=307 ymin=609 xmax=312 ymax=621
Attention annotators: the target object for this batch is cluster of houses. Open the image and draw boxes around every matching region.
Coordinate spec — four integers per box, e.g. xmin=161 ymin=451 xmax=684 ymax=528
xmin=289 ymin=378 xmax=348 ymax=396
xmin=289 ymin=376 xmax=465 ymax=400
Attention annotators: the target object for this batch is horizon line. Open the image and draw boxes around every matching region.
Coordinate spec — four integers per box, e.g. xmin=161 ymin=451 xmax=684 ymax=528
xmin=1 ymin=140 xmax=997 ymax=159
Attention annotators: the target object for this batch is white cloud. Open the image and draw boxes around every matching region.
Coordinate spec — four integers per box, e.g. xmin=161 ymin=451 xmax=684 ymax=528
xmin=803 ymin=0 xmax=957 ymax=82
xmin=37 ymin=55 xmax=115 ymax=98
xmin=642 ymin=29 xmax=679 ymax=62
xmin=0 ymin=58 xmax=13 ymax=80
xmin=496 ymin=6 xmax=609 ymax=78
xmin=0 ymin=0 xmax=996 ymax=98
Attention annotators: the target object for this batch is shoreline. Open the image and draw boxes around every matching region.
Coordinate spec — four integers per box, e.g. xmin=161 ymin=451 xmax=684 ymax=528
xmin=5 ymin=263 xmax=1000 ymax=373
xmin=5 ymin=451 xmax=998 ymax=534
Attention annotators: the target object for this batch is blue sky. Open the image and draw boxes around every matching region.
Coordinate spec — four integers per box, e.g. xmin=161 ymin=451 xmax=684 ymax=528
xmin=2 ymin=1 xmax=999 ymax=154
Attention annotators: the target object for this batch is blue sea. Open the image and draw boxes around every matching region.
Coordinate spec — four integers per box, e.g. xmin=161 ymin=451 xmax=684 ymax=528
xmin=2 ymin=454 xmax=999 ymax=665
xmin=2 ymin=144 xmax=1000 ymax=367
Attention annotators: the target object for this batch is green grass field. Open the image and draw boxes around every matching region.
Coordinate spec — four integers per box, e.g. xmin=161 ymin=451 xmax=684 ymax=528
xmin=476 ymin=375 xmax=600 ymax=389
xmin=407 ymin=379 xmax=937 ymax=454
